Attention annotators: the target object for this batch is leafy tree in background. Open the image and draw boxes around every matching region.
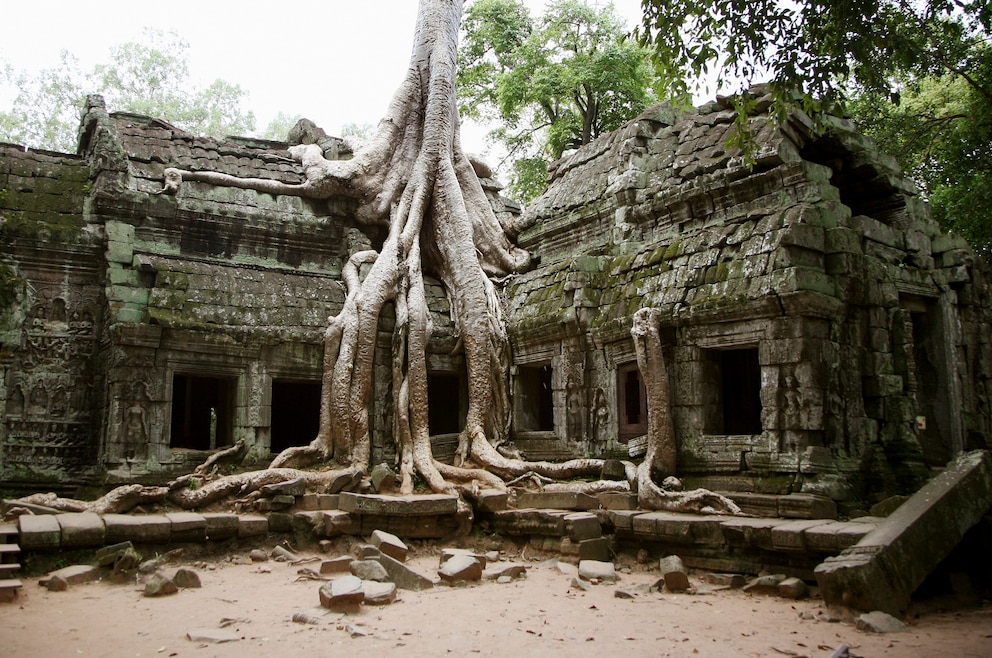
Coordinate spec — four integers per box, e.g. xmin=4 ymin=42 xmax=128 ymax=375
xmin=846 ymin=45 xmax=992 ymax=253
xmin=458 ymin=0 xmax=658 ymax=202
xmin=637 ymin=0 xmax=992 ymax=249
xmin=0 ymin=29 xmax=256 ymax=153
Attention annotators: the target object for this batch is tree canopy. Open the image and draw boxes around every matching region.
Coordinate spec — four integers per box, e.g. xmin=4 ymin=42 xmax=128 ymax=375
xmin=0 ymin=29 xmax=257 ymax=153
xmin=457 ymin=0 xmax=659 ymax=202
xmin=637 ymin=0 xmax=992 ymax=249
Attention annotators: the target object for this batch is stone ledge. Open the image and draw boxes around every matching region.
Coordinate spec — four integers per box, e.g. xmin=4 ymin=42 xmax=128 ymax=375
xmin=339 ymin=493 xmax=459 ymax=517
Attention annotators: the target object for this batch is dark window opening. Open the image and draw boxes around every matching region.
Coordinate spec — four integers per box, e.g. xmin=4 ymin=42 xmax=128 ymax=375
xmin=270 ymin=380 xmax=321 ymax=454
xmin=170 ymin=374 xmax=235 ymax=450
xmin=516 ymin=364 xmax=554 ymax=431
xmin=617 ymin=362 xmax=647 ymax=442
xmin=427 ymin=373 xmax=466 ymax=435
xmin=704 ymin=348 xmax=762 ymax=435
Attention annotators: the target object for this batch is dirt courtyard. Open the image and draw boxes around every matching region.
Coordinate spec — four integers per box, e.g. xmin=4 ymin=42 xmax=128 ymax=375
xmin=5 ymin=542 xmax=992 ymax=658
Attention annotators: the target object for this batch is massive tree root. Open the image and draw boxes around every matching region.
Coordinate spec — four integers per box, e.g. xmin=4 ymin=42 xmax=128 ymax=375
xmin=36 ymin=1 xmax=741 ymax=517
xmin=631 ymin=308 xmax=741 ymax=514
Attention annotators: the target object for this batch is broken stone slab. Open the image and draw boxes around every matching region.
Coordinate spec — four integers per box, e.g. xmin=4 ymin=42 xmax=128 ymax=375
xmin=353 ymin=543 xmax=382 ymax=559
xmin=144 ymin=572 xmax=179 ymax=597
xmin=45 ymin=574 xmax=69 ymax=591
xmin=165 ymin=512 xmax=207 ymax=543
xmin=350 ymin=559 xmax=390 ymax=582
xmin=339 ymin=492 xmax=459 ymax=516
xmin=293 ymin=511 xmax=326 ymax=539
xmin=320 ymin=556 xmax=353 ymax=575
xmin=743 ymin=574 xmax=787 ymax=596
xmin=103 ymin=514 xmax=172 ymax=544
xmin=96 ymin=541 xmax=136 ymax=567
xmin=370 ymin=463 xmax=397 ymax=493
xmin=319 ymin=575 xmax=365 ymax=609
xmin=599 ymin=459 xmax=628 ymax=481
xmin=369 ymin=529 xmax=408 ymax=562
xmin=186 ymin=628 xmax=241 ymax=644
xmin=658 ymin=555 xmax=690 ymax=592
xmin=483 ymin=563 xmax=527 ymax=580
xmin=42 ymin=564 xmax=102 ymax=588
xmin=855 ymin=611 xmax=908 ymax=633
xmin=326 ymin=470 xmax=361 ymax=495
xmin=440 ymin=547 xmax=488 ymax=569
xmin=779 ymin=576 xmax=810 ymax=600
xmin=174 ymin=568 xmax=202 ymax=588
xmin=565 ymin=512 xmax=602 ymax=541
xmin=57 ymin=512 xmax=106 ymax=548
xmin=260 ymin=477 xmax=306 ymax=497
xmin=375 ymin=553 xmax=434 ymax=591
xmin=438 ymin=554 xmax=483 ymax=583
xmin=256 ymin=495 xmax=295 ymax=513
xmin=361 ymin=579 xmax=398 ymax=605
xmin=516 ymin=491 xmax=600 ymax=511
xmin=703 ymin=573 xmax=747 ymax=589
xmin=815 ymin=450 xmax=992 ymax=616
xmin=578 ymin=560 xmax=618 ymax=583
xmin=271 ymin=545 xmax=300 ymax=562
xmin=554 ymin=560 xmax=578 ymax=577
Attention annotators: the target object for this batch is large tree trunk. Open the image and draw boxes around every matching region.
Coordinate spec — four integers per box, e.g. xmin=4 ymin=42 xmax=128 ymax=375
xmin=158 ymin=0 xmax=613 ymax=496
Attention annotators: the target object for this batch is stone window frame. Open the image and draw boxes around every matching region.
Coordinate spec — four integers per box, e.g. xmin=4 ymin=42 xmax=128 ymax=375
xmin=511 ymin=344 xmax=560 ymax=439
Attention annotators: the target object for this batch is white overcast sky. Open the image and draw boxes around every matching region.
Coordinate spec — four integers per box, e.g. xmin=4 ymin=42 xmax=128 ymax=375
xmin=1 ymin=0 xmax=647 ymax=156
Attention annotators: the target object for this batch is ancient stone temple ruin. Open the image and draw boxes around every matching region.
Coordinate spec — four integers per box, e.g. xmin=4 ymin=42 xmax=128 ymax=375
xmin=1 ymin=92 xmax=990 ymax=509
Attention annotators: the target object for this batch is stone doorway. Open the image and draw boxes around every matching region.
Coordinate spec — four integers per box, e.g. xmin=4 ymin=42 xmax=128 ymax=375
xmin=270 ymin=380 xmax=321 ymax=454
xmin=169 ymin=374 xmax=235 ymax=450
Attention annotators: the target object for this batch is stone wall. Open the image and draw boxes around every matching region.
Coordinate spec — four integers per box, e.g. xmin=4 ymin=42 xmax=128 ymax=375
xmin=507 ymin=91 xmax=992 ymax=503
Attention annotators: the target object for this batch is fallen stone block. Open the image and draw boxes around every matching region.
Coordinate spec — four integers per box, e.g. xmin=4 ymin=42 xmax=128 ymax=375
xmin=438 ymin=554 xmax=482 ymax=583
xmin=658 ymin=555 xmax=690 ymax=592
xmin=855 ymin=611 xmax=908 ymax=633
xmin=260 ymin=477 xmax=306 ymax=497
xmin=743 ymin=574 xmax=787 ymax=596
xmin=257 ymin=496 xmax=295 ymax=513
xmin=293 ymin=511 xmax=326 ymax=539
xmin=57 ymin=512 xmax=106 ymax=548
xmin=597 ymin=492 xmax=638 ymax=510
xmin=45 ymin=574 xmax=69 ymax=591
xmin=361 ymin=580 xmax=398 ymax=605
xmin=516 ymin=491 xmax=600 ymax=511
xmin=483 ymin=563 xmax=527 ymax=580
xmin=351 ymin=559 xmax=390 ymax=582
xmin=173 ymin=568 xmax=202 ymax=588
xmin=44 ymin=564 xmax=101 ymax=588
xmin=369 ymin=529 xmax=408 ymax=562
xmin=370 ymin=463 xmax=397 ymax=493
xmin=779 ymin=576 xmax=810 ymax=600
xmin=578 ymin=559 xmax=618 ymax=583
xmin=144 ymin=572 xmax=178 ymax=597
xmin=440 ymin=547 xmax=488 ymax=569
xmin=319 ymin=575 xmax=365 ymax=609
xmin=320 ymin=556 xmax=353 ymax=575
xmin=815 ymin=450 xmax=992 ymax=616
xmin=375 ymin=553 xmax=434 ymax=591
xmin=96 ymin=541 xmax=136 ymax=567
xmin=493 ymin=509 xmax=569 ymax=536
xmin=703 ymin=573 xmax=747 ymax=589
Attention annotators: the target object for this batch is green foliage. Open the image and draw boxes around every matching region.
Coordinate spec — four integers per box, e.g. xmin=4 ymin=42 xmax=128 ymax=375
xmin=261 ymin=111 xmax=306 ymax=142
xmin=847 ymin=44 xmax=992 ymax=254
xmin=638 ymin=0 xmax=992 ymax=251
xmin=458 ymin=0 xmax=658 ymax=202
xmin=0 ymin=29 xmax=256 ymax=152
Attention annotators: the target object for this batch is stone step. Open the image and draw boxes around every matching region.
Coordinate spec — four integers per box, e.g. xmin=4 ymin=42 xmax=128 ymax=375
xmin=0 ymin=543 xmax=20 ymax=560
xmin=0 ymin=522 xmax=18 ymax=539
xmin=0 ymin=563 xmax=20 ymax=576
xmin=0 ymin=578 xmax=22 ymax=603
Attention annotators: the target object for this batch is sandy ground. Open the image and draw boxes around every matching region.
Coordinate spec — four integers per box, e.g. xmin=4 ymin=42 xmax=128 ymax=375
xmin=4 ymin=544 xmax=992 ymax=658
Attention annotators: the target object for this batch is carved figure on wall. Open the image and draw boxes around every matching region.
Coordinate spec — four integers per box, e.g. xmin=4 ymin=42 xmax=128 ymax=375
xmin=7 ymin=385 xmax=25 ymax=416
xmin=28 ymin=384 xmax=48 ymax=416
xmin=122 ymin=381 xmax=150 ymax=460
xmin=592 ymin=387 xmax=609 ymax=445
